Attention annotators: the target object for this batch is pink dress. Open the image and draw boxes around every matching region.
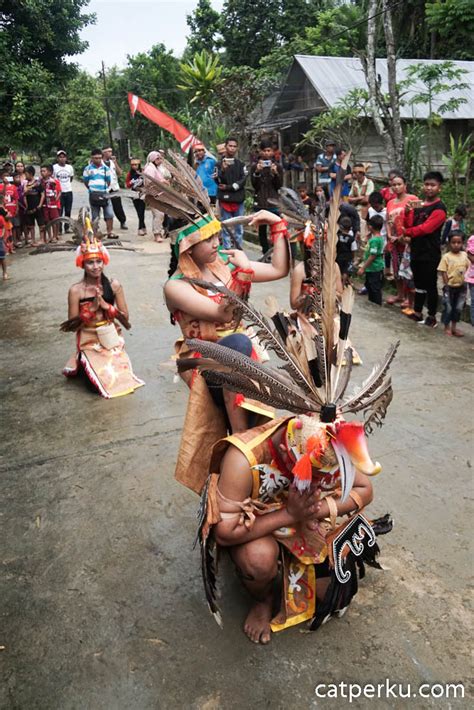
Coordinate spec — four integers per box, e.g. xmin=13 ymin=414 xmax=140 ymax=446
xmin=386 ymin=194 xmax=417 ymax=277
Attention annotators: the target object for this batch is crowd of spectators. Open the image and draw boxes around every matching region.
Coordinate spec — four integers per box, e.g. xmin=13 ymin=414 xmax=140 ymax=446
xmin=1 ymin=138 xmax=472 ymax=333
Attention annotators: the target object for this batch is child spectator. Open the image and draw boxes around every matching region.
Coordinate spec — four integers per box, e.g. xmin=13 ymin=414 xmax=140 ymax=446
xmin=368 ymin=191 xmax=387 ymax=242
xmin=465 ymin=235 xmax=474 ymax=326
xmin=336 ymin=215 xmax=357 ymax=284
xmin=357 ymin=214 xmax=385 ymax=305
xmin=0 ymin=170 xmax=19 ymax=253
xmin=0 ymin=196 xmax=9 ymax=279
xmin=40 ymin=164 xmax=61 ymax=243
xmin=297 ymin=184 xmax=313 ymax=212
xmin=23 ymin=165 xmax=45 ymax=245
xmin=438 ymin=230 xmax=469 ymax=336
xmin=404 ymin=171 xmax=447 ymax=328
xmin=441 ymin=204 xmax=467 ymax=245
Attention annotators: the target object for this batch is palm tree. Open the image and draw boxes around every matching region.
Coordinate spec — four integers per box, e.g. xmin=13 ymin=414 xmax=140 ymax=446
xmin=178 ymin=50 xmax=223 ymax=109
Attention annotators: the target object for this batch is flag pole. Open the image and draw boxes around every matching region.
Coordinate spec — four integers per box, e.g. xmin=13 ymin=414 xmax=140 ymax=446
xmin=101 ymin=60 xmax=114 ymax=151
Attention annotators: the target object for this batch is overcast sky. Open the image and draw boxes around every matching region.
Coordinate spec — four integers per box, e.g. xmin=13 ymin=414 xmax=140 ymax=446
xmin=75 ymin=0 xmax=224 ymax=74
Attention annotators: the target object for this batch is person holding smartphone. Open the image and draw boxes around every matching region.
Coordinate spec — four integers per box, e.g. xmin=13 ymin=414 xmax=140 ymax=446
xmin=216 ymin=137 xmax=248 ymax=249
xmin=251 ymin=139 xmax=283 ymax=254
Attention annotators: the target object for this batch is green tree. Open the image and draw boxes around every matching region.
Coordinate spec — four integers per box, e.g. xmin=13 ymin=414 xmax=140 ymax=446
xmin=1 ymin=0 xmax=94 ymax=77
xmin=405 ymin=61 xmax=469 ymax=166
xmin=278 ymin=0 xmax=327 ymax=42
xmin=0 ymin=0 xmax=95 ymax=152
xmin=178 ymin=51 xmax=223 ymax=109
xmin=0 ymin=60 xmax=58 ymax=155
xmin=213 ymin=66 xmax=274 ymax=143
xmin=441 ymin=133 xmax=473 ymax=199
xmin=57 ymin=72 xmax=107 ymax=157
xmin=426 ymin=0 xmax=474 ymax=60
xmin=220 ymin=0 xmax=282 ymax=69
xmin=186 ymin=0 xmax=221 ymax=54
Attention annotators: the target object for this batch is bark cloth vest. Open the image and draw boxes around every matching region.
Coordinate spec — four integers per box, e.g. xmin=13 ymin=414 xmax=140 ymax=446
xmin=206 ymin=418 xmax=355 ymax=632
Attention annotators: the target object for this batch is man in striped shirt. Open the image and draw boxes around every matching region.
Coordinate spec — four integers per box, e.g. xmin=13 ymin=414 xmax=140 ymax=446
xmin=82 ymin=148 xmax=114 ymax=237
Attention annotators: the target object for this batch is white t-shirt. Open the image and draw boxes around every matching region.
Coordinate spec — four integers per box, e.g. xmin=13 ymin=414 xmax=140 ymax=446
xmin=53 ymin=163 xmax=74 ymax=193
xmin=368 ymin=206 xmax=387 ymax=243
xmin=105 ymin=160 xmax=120 ymax=191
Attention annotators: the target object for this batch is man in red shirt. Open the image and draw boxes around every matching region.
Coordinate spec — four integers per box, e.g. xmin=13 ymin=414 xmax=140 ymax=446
xmin=0 ymin=169 xmax=19 ymax=252
xmin=40 ymin=164 xmax=61 ymax=242
xmin=403 ymin=171 xmax=447 ymax=328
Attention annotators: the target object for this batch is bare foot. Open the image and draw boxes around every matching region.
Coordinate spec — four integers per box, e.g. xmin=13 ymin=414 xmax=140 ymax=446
xmin=3 ymin=273 xmax=10 ymax=280
xmin=444 ymin=328 xmax=452 ymax=336
xmin=452 ymin=330 xmax=464 ymax=337
xmin=243 ymin=596 xmax=273 ymax=644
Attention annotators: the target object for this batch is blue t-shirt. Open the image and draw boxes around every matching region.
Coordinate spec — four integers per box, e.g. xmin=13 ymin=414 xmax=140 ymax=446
xmin=329 ymin=161 xmax=351 ymax=197
xmin=196 ymin=155 xmax=217 ymax=198
xmin=315 ymin=152 xmax=336 ymax=184
xmin=82 ymin=162 xmax=111 ymax=193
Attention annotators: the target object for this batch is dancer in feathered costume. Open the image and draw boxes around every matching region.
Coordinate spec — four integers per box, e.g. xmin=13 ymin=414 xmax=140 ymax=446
xmin=141 ymin=151 xmax=291 ymax=493
xmin=176 ymin=161 xmax=398 ymax=644
xmin=61 ymin=210 xmax=144 ymax=398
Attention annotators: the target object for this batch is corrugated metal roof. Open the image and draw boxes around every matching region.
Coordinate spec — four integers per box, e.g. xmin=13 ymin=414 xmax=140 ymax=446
xmin=295 ymin=55 xmax=474 ymax=120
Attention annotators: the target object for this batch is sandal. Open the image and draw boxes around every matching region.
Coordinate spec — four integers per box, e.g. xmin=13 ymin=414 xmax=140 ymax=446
xmin=386 ymin=295 xmax=403 ymax=305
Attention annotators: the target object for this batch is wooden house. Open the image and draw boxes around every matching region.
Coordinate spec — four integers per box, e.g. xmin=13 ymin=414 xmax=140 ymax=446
xmin=255 ymin=55 xmax=474 ymax=177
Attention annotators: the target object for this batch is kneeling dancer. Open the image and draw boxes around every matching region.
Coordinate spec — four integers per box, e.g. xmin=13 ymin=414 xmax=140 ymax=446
xmin=61 ymin=215 xmax=144 ymax=398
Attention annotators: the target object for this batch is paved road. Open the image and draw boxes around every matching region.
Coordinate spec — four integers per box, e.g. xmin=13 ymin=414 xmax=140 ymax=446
xmin=0 ymin=192 xmax=472 ymax=709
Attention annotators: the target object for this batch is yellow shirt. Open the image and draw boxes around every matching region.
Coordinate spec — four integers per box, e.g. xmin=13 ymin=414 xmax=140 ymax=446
xmin=438 ymin=251 xmax=469 ymax=287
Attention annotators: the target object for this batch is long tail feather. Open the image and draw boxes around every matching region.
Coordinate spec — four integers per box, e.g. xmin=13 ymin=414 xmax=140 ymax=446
xmin=185 ymin=278 xmax=320 ymax=398
xmin=322 ymin=151 xmax=351 ymax=398
xmin=182 ymin=339 xmax=320 ymax=412
xmin=341 ymin=341 xmax=399 ymax=412
xmin=331 ymin=285 xmax=355 ymax=399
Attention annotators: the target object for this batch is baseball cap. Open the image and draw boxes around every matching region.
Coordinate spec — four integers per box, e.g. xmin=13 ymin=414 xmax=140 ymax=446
xmin=57 ymin=149 xmax=67 ymax=156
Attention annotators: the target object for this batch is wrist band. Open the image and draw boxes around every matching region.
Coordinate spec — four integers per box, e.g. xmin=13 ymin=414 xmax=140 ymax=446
xmin=270 ymin=219 xmax=289 ymax=244
xmin=325 ymin=495 xmax=338 ymax=530
xmin=229 ymin=267 xmax=254 ymax=295
xmin=348 ymin=490 xmax=363 ymax=512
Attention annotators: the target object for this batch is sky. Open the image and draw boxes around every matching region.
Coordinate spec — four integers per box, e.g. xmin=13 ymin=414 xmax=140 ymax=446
xmin=75 ymin=0 xmax=224 ymax=74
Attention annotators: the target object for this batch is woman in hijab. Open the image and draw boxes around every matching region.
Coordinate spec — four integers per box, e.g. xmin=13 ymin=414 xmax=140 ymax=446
xmin=143 ymin=151 xmax=167 ymax=242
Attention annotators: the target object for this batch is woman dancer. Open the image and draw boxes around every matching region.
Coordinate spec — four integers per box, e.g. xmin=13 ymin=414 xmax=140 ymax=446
xmin=61 ymin=218 xmax=144 ymax=398
xmin=164 ymin=209 xmax=290 ymax=492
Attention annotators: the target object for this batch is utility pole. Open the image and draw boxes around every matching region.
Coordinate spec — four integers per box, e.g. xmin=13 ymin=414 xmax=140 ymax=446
xmin=101 ymin=60 xmax=114 ymax=150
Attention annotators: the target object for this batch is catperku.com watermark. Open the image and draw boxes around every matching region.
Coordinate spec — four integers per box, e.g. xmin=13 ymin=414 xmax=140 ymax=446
xmin=315 ymin=679 xmax=465 ymax=702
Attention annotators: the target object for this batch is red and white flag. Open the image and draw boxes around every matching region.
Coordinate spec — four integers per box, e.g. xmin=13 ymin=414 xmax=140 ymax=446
xmin=128 ymin=93 xmax=201 ymax=153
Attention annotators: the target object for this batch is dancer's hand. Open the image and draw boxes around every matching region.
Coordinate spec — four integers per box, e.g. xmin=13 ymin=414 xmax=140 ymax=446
xmin=248 ymin=210 xmax=283 ymax=228
xmin=286 ymin=484 xmax=321 ymax=523
xmin=220 ymin=248 xmax=251 ymax=270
